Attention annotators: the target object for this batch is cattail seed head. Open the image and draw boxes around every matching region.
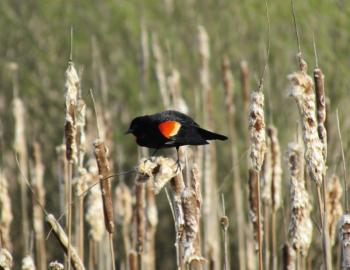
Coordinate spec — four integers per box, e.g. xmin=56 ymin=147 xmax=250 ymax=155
xmin=115 ymin=183 xmax=133 ymax=226
xmin=326 ymin=174 xmax=343 ymax=246
xmin=288 ymin=69 xmax=325 ymax=185
xmin=248 ymin=168 xmax=261 ymax=249
xmin=261 ymin=137 xmax=272 ymax=205
xmin=21 ymin=256 xmax=35 ymax=270
xmin=249 ymin=91 xmax=266 ymax=171
xmin=267 ymin=126 xmax=282 ymax=212
xmin=135 ymin=181 xmax=146 ymax=253
xmin=64 ymin=62 xmax=79 ymax=163
xmin=48 ymin=261 xmax=64 ymax=270
xmin=287 ymin=143 xmax=312 ymax=256
xmin=339 ymin=214 xmax=350 ymax=268
xmin=0 ymin=248 xmax=13 ymax=270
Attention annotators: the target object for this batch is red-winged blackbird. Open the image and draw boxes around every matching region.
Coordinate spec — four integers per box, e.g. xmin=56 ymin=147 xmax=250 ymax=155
xmin=126 ymin=110 xmax=228 ymax=156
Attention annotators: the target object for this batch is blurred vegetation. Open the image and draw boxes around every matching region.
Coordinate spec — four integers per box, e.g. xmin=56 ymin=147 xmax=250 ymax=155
xmin=1 ymin=0 xmax=350 ymax=268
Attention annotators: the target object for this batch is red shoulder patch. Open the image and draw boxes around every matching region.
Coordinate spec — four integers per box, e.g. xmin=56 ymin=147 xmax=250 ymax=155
xmin=158 ymin=121 xmax=181 ymax=139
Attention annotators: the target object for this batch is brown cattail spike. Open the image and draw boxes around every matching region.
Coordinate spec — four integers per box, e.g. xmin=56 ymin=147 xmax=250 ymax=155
xmin=0 ymin=170 xmax=13 ymax=250
xmin=135 ymin=180 xmax=146 ymax=253
xmin=249 ymin=91 xmax=266 ymax=171
xmin=93 ymin=139 xmax=115 ymax=234
xmin=282 ymin=243 xmax=296 ymax=270
xmin=248 ymin=168 xmax=260 ymax=249
xmin=314 ymin=68 xmax=327 ymax=158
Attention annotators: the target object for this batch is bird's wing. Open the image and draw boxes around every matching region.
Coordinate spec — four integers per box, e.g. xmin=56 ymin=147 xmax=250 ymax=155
xmin=158 ymin=120 xmax=182 ymax=139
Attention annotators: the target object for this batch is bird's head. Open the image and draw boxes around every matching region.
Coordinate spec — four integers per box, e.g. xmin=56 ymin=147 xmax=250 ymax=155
xmin=125 ymin=116 xmax=146 ymax=136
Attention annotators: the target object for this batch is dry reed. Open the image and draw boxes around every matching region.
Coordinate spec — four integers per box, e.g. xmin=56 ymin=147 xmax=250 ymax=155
xmin=221 ymin=56 xmax=246 ymax=270
xmin=46 ymin=214 xmax=85 ymax=270
xmin=31 ymin=142 xmax=46 ymax=270
xmin=0 ymin=170 xmax=13 ymax=251
xmin=13 ymin=95 xmax=30 ymax=254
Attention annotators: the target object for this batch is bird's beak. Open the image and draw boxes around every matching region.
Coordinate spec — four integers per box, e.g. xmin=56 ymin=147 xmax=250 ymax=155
xmin=125 ymin=128 xmax=133 ymax=135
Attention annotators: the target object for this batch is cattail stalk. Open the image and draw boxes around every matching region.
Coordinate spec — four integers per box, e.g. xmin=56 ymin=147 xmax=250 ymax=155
xmin=248 ymin=87 xmax=266 ymax=270
xmin=0 ymin=170 xmax=13 ymax=251
xmin=220 ymin=195 xmax=230 ymax=270
xmin=115 ymin=183 xmax=133 ymax=268
xmin=31 ymin=142 xmax=46 ymax=270
xmin=129 ymin=250 xmax=138 ymax=270
xmin=46 ymin=214 xmax=85 ymax=270
xmin=13 ymin=96 xmax=30 ymax=255
xmin=221 ymin=56 xmax=246 ymax=270
xmin=267 ymin=126 xmax=281 ymax=270
xmin=182 ymin=165 xmax=204 ymax=270
xmin=64 ymin=59 xmax=79 ymax=270
xmin=144 ymin=180 xmax=158 ymax=270
xmin=198 ymin=25 xmax=220 ymax=268
xmin=93 ymin=139 xmax=116 ymax=270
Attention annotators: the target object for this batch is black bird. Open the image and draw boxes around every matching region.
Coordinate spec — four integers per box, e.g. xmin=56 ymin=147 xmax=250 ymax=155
xmin=126 ymin=110 xmax=228 ymax=162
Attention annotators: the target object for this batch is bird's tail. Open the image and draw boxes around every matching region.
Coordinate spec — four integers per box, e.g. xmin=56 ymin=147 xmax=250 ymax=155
xmin=197 ymin=127 xmax=228 ymax=141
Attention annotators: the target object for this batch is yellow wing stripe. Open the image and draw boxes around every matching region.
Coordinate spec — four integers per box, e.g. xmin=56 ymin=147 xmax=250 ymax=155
xmin=158 ymin=121 xmax=181 ymax=139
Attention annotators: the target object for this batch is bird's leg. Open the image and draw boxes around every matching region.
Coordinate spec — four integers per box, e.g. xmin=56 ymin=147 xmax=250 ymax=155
xmin=175 ymin=146 xmax=181 ymax=173
xmin=150 ymin=148 xmax=159 ymax=157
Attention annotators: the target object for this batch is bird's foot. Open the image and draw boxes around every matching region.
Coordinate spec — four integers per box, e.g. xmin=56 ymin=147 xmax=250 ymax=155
xmin=174 ymin=158 xmax=182 ymax=174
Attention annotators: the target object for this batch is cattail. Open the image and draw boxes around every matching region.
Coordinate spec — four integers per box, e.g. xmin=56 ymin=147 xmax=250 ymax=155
xmin=22 ymin=256 xmax=35 ymax=270
xmin=46 ymin=214 xmax=85 ymax=270
xmin=144 ymin=179 xmax=158 ymax=270
xmin=248 ymin=168 xmax=260 ymax=249
xmin=178 ymin=164 xmax=203 ymax=270
xmin=115 ymin=183 xmax=133 ymax=226
xmin=282 ymin=243 xmax=296 ymax=270
xmin=288 ymin=67 xmax=324 ymax=186
xmin=314 ymin=67 xmax=327 ymax=158
xmin=0 ymin=170 xmax=13 ymax=250
xmin=48 ymin=261 xmax=64 ymax=270
xmin=151 ymin=34 xmax=169 ymax=109
xmin=339 ymin=214 xmax=350 ymax=268
xmin=13 ymin=95 xmax=30 ymax=254
xmin=268 ymin=126 xmax=282 ymax=212
xmin=85 ymin=175 xmax=105 ymax=242
xmin=137 ymin=157 xmax=180 ymax=194
xmin=31 ymin=142 xmax=46 ymax=270
xmin=64 ymin=61 xmax=79 ymax=163
xmin=76 ymin=97 xmax=87 ymax=168
xmin=326 ymin=175 xmax=343 ymax=246
xmin=261 ymin=137 xmax=272 ymax=205
xmin=128 ymin=250 xmax=137 ymax=270
xmin=93 ymin=139 xmax=115 ymax=234
xmin=287 ymin=143 xmax=312 ymax=256
xmin=0 ymin=248 xmax=13 ymax=270
xmin=135 ymin=180 xmax=145 ymax=253
xmin=249 ymin=90 xmax=266 ymax=171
